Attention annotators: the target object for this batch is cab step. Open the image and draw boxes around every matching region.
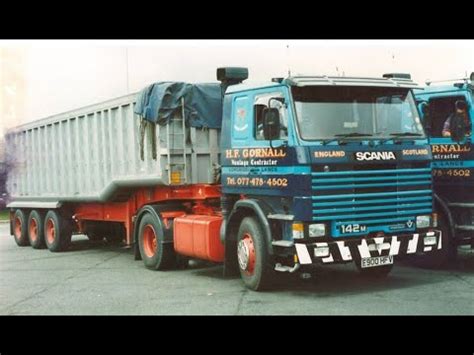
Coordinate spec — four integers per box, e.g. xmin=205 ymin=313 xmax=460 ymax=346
xmin=455 ymin=225 xmax=474 ymax=231
xmin=448 ymin=202 xmax=474 ymax=208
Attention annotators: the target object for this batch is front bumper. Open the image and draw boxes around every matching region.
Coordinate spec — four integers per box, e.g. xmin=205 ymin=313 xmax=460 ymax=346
xmin=275 ymin=230 xmax=442 ymax=266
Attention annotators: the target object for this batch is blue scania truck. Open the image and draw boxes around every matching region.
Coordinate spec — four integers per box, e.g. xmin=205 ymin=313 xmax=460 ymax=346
xmin=219 ymin=70 xmax=442 ymax=289
xmin=414 ymin=74 xmax=474 ymax=266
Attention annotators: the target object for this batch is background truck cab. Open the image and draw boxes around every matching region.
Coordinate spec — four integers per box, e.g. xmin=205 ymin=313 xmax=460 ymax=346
xmin=414 ymin=74 xmax=474 ymax=266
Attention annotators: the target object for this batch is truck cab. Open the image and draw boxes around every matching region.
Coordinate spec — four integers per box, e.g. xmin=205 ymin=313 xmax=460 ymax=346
xmin=414 ymin=75 xmax=474 ymax=265
xmin=220 ymin=71 xmax=442 ymax=289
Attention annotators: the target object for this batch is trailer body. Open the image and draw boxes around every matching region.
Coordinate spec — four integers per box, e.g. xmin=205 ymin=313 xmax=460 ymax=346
xmin=6 ymin=68 xmax=443 ymax=290
xmin=5 ymin=92 xmax=220 ymax=203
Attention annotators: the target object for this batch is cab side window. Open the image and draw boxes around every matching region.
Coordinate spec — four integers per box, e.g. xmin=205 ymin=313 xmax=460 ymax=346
xmin=427 ymin=96 xmax=469 ymax=138
xmin=254 ymin=92 xmax=288 ymax=140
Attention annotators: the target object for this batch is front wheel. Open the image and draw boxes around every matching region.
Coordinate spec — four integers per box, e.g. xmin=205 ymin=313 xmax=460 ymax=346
xmin=237 ymin=217 xmax=275 ymax=291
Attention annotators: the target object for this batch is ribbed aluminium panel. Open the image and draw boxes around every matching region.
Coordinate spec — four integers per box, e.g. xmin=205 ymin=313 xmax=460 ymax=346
xmin=311 ymin=167 xmax=433 ymax=237
xmin=5 ymin=93 xmax=221 ymax=204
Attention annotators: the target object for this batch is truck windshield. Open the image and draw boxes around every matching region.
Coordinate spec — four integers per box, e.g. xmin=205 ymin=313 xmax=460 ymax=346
xmin=292 ymin=86 xmax=425 ymax=141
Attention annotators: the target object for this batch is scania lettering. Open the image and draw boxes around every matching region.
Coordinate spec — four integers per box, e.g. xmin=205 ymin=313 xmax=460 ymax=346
xmin=5 ymin=69 xmax=441 ymax=291
xmin=355 ymin=151 xmax=396 ymax=161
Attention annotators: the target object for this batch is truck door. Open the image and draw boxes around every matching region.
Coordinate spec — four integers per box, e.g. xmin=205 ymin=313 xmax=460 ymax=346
xmin=223 ymin=87 xmax=299 ymax=197
xmin=424 ymin=93 xmax=474 ymax=184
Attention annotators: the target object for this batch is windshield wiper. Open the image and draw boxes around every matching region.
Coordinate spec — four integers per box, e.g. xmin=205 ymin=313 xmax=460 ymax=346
xmin=335 ymin=132 xmax=374 ymax=137
xmin=322 ymin=132 xmax=373 ymax=145
xmin=389 ymin=132 xmax=423 ymax=137
xmin=379 ymin=132 xmax=423 ymax=144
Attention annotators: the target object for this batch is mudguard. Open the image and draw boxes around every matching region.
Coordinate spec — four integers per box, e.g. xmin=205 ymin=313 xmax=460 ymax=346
xmin=225 ymin=198 xmax=275 ymax=256
xmin=433 ymin=193 xmax=456 ymax=240
xmin=133 ymin=203 xmax=185 ymax=260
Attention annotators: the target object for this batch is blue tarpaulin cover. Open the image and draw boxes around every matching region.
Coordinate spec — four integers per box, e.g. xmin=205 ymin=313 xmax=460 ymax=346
xmin=134 ymin=82 xmax=223 ymax=129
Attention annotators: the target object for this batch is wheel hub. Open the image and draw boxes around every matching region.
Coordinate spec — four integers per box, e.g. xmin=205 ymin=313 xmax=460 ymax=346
xmin=46 ymin=219 xmax=56 ymax=245
xmin=29 ymin=218 xmax=38 ymax=242
xmin=14 ymin=217 xmax=22 ymax=239
xmin=237 ymin=233 xmax=255 ymax=274
xmin=143 ymin=224 xmax=158 ymax=258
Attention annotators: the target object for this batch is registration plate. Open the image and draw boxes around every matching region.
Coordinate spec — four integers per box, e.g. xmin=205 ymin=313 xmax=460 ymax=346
xmin=361 ymin=255 xmax=393 ymax=268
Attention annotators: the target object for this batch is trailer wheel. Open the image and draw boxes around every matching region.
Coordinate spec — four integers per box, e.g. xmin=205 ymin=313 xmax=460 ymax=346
xmin=28 ymin=210 xmax=46 ymax=249
xmin=13 ymin=209 xmax=29 ymax=246
xmin=44 ymin=210 xmax=72 ymax=252
xmin=138 ymin=213 xmax=176 ymax=270
xmin=237 ymin=216 xmax=275 ymax=291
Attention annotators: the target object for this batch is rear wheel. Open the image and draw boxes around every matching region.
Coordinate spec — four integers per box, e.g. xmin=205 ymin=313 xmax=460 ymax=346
xmin=237 ymin=217 xmax=275 ymax=291
xmin=44 ymin=210 xmax=72 ymax=252
xmin=12 ymin=209 xmax=29 ymax=247
xmin=138 ymin=213 xmax=176 ymax=270
xmin=28 ymin=210 xmax=45 ymax=249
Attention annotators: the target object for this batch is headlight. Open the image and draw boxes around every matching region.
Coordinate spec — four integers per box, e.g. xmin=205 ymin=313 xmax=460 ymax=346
xmin=292 ymin=222 xmax=304 ymax=239
xmin=416 ymin=215 xmax=431 ymax=228
xmin=309 ymin=223 xmax=326 ymax=237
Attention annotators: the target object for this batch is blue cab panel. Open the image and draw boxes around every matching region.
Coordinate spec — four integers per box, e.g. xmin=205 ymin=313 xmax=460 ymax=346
xmin=221 ymin=81 xmax=434 ymax=239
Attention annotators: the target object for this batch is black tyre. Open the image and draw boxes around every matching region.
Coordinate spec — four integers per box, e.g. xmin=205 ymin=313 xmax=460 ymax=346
xmin=12 ymin=209 xmax=29 ymax=246
xmin=412 ymin=213 xmax=456 ymax=269
xmin=28 ymin=210 xmax=46 ymax=249
xmin=237 ymin=216 xmax=275 ymax=291
xmin=138 ymin=213 xmax=176 ymax=270
xmin=44 ymin=210 xmax=72 ymax=252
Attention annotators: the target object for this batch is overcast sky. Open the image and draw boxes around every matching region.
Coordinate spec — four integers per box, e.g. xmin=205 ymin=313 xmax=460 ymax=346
xmin=1 ymin=40 xmax=474 ymax=132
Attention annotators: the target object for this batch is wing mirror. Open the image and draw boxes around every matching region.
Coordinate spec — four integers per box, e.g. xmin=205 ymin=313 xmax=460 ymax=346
xmin=263 ymin=108 xmax=281 ymax=141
